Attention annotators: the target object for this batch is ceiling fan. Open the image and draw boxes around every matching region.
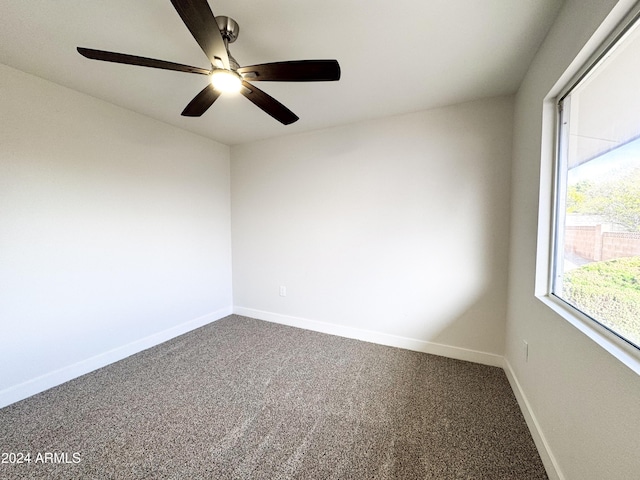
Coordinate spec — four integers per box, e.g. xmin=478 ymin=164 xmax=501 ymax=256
xmin=77 ymin=0 xmax=341 ymax=125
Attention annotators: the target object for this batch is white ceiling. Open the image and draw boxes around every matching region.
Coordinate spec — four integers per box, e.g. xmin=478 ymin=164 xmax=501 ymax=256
xmin=1 ymin=1 xmax=564 ymax=146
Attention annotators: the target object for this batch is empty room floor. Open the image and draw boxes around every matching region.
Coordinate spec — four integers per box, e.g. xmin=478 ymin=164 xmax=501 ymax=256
xmin=0 ymin=315 xmax=547 ymax=479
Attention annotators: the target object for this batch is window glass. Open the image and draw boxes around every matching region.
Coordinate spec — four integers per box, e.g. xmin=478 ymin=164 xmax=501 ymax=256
xmin=553 ymin=18 xmax=640 ymax=349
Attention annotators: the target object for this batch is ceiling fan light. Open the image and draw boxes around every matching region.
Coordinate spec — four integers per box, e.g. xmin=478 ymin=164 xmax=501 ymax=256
xmin=210 ymin=69 xmax=242 ymax=93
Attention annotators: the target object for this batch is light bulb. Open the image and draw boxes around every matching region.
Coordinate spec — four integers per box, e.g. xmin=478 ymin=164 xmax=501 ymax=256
xmin=210 ymin=69 xmax=242 ymax=93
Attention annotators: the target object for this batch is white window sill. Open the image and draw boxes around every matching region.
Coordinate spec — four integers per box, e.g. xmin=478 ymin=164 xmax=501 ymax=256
xmin=537 ymin=294 xmax=640 ymax=376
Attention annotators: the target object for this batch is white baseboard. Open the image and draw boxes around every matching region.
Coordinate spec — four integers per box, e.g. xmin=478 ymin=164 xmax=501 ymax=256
xmin=233 ymin=307 xmax=503 ymax=368
xmin=0 ymin=307 xmax=232 ymax=409
xmin=503 ymin=359 xmax=564 ymax=480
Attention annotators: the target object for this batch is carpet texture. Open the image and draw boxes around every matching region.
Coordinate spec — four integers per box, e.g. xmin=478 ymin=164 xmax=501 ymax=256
xmin=0 ymin=315 xmax=547 ymax=479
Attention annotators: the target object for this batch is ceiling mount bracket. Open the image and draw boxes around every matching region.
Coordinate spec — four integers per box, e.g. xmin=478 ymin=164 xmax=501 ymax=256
xmin=215 ymin=16 xmax=239 ymax=44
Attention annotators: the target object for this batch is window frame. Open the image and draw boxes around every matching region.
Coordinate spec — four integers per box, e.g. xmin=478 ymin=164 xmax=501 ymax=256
xmin=538 ymin=2 xmax=640 ymax=375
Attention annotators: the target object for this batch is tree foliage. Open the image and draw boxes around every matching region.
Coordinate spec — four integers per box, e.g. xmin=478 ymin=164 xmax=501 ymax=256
xmin=567 ymin=167 xmax=640 ymax=231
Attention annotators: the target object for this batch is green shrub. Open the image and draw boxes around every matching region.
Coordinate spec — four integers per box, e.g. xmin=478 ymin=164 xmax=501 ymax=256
xmin=562 ymin=256 xmax=640 ymax=347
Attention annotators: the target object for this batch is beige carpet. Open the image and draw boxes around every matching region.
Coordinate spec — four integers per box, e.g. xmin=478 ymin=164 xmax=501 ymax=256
xmin=0 ymin=315 xmax=547 ymax=479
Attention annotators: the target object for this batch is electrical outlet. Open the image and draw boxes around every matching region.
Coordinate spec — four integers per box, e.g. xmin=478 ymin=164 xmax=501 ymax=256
xmin=279 ymin=286 xmax=287 ymax=297
xmin=523 ymin=340 xmax=529 ymax=363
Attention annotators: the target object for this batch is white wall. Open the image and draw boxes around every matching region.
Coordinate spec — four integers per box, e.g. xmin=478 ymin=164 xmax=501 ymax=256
xmin=0 ymin=64 xmax=232 ymax=407
xmin=505 ymin=0 xmax=640 ymax=479
xmin=232 ymin=97 xmax=513 ymax=364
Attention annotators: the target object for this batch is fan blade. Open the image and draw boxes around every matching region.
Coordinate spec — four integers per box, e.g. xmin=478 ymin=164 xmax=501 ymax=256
xmin=182 ymin=84 xmax=221 ymax=117
xmin=170 ymin=0 xmax=230 ymax=69
xmin=241 ymin=81 xmax=298 ymax=125
xmin=77 ymin=47 xmax=211 ymax=75
xmin=238 ymin=60 xmax=341 ymax=82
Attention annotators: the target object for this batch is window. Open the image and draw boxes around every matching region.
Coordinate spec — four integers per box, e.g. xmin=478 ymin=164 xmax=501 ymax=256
xmin=553 ymin=13 xmax=640 ymax=350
